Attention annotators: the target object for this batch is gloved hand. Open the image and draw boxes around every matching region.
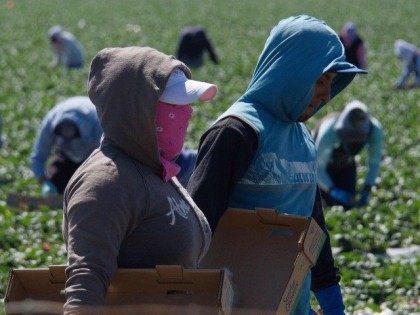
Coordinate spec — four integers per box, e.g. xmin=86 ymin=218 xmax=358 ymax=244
xmin=356 ymin=185 xmax=371 ymax=207
xmin=314 ymin=284 xmax=345 ymax=315
xmin=41 ymin=180 xmax=58 ymax=196
xmin=329 ymin=187 xmax=354 ymax=208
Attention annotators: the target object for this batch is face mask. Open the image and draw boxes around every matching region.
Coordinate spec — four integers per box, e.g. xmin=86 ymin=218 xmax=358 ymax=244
xmin=155 ymin=101 xmax=193 ymax=181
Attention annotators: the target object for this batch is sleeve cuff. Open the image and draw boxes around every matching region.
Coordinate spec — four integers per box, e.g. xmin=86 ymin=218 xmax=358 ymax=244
xmin=314 ymin=284 xmax=345 ymax=314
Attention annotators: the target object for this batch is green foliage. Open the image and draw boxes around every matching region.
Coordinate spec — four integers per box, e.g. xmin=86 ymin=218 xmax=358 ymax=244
xmin=0 ymin=0 xmax=419 ymax=313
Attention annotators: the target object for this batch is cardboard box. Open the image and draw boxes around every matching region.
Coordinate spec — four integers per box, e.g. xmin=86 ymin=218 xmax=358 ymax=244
xmin=5 ymin=265 xmax=233 ymax=315
xmin=200 ymin=208 xmax=326 ymax=314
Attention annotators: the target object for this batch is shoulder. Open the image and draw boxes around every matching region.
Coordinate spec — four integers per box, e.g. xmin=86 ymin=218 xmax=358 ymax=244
xmin=70 ymin=147 xmax=145 ymax=190
xmin=62 ymin=31 xmax=76 ymax=41
xmin=199 ymin=117 xmax=258 ymax=152
xmin=65 ymin=148 xmax=151 ymax=212
xmin=209 ymin=116 xmax=258 ymax=140
xmin=68 ymin=150 xmax=119 ymax=190
xmin=198 ymin=117 xmax=259 ymax=159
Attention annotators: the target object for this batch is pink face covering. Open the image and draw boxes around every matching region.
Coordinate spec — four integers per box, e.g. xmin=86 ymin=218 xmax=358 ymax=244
xmin=155 ymin=101 xmax=193 ymax=181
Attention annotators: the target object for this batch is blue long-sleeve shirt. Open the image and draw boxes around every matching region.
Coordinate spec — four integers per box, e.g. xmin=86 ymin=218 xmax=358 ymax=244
xmin=30 ymin=97 xmax=102 ymax=180
xmin=316 ymin=114 xmax=383 ymax=191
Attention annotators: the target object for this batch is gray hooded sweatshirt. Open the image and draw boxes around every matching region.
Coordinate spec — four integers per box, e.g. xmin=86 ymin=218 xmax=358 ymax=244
xmin=62 ymin=47 xmax=211 ymax=312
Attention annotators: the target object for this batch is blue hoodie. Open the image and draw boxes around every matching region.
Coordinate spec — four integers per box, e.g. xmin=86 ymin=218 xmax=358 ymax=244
xmin=316 ymin=100 xmax=383 ymax=192
xmin=49 ymin=26 xmax=84 ymax=68
xmin=30 ymin=96 xmax=103 ymax=180
xmin=218 ymin=15 xmax=365 ymax=313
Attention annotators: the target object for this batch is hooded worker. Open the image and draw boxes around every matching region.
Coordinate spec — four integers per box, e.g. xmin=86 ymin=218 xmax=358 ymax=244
xmin=339 ymin=22 xmax=367 ymax=69
xmin=30 ymin=96 xmax=102 ymax=194
xmin=48 ymin=25 xmax=84 ymax=69
xmin=187 ymin=15 xmax=366 ymax=314
xmin=315 ymin=100 xmax=383 ymax=210
xmin=62 ymin=46 xmax=217 ymax=313
xmin=394 ymin=39 xmax=420 ymax=89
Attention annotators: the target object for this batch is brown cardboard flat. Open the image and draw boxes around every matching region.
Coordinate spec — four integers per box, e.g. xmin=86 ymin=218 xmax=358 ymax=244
xmin=200 ymin=208 xmax=326 ymax=315
xmin=5 ymin=265 xmax=233 ymax=315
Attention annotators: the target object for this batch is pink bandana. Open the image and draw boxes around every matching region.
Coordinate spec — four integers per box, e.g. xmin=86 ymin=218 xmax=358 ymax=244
xmin=155 ymin=101 xmax=193 ymax=181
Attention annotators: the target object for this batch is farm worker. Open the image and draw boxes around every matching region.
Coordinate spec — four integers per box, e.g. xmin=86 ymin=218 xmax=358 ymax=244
xmin=187 ymin=15 xmax=366 ymax=314
xmin=48 ymin=25 xmax=84 ymax=69
xmin=63 ymin=47 xmax=217 ymax=313
xmin=339 ymin=22 xmax=367 ymax=69
xmin=30 ymin=96 xmax=102 ymax=195
xmin=394 ymin=39 xmax=420 ymax=89
xmin=176 ymin=26 xmax=219 ymax=68
xmin=314 ymin=100 xmax=383 ymax=210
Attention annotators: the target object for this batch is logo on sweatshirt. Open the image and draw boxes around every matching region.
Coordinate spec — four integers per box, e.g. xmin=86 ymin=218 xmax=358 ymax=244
xmin=166 ymin=196 xmax=190 ymax=225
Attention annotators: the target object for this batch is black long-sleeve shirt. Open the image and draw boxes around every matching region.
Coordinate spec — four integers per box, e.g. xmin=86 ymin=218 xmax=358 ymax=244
xmin=187 ymin=116 xmax=340 ymax=292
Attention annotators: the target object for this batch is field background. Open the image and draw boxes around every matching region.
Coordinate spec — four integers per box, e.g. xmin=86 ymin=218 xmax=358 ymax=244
xmin=0 ymin=0 xmax=419 ymax=313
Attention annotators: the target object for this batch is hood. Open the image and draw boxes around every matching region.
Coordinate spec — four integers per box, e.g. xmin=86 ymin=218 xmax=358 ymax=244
xmin=239 ymin=15 xmax=366 ymax=122
xmin=48 ymin=25 xmax=63 ymax=41
xmin=335 ymin=100 xmax=372 ymax=142
xmin=394 ymin=39 xmax=417 ymax=61
xmin=50 ymin=96 xmax=97 ymax=140
xmin=88 ymin=46 xmax=191 ymax=173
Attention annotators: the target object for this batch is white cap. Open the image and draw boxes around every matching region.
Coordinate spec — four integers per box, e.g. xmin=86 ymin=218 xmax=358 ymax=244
xmin=159 ymin=69 xmax=218 ymax=105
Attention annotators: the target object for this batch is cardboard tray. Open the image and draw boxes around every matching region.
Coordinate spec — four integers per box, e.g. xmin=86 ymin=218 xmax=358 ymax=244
xmin=200 ymin=208 xmax=326 ymax=314
xmin=5 ymin=265 xmax=233 ymax=315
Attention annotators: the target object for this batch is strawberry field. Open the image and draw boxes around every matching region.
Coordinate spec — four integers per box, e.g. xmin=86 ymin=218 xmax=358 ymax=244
xmin=0 ymin=0 xmax=419 ymax=313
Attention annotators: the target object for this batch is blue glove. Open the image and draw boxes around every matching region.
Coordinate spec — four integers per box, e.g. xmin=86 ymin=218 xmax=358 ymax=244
xmin=329 ymin=188 xmax=354 ymax=208
xmin=41 ymin=180 xmax=58 ymax=196
xmin=314 ymin=284 xmax=345 ymax=315
xmin=357 ymin=189 xmax=370 ymax=207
